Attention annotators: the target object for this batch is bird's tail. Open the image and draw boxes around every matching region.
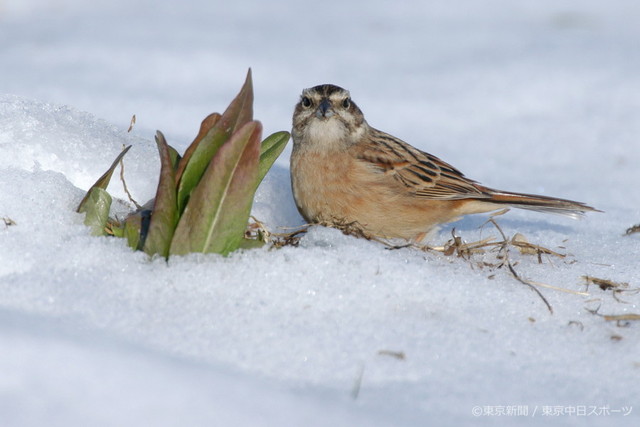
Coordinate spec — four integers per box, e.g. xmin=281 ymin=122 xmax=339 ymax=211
xmin=482 ymin=188 xmax=601 ymax=219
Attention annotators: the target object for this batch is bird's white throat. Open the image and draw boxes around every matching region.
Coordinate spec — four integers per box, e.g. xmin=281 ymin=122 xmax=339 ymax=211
xmin=304 ymin=117 xmax=350 ymax=152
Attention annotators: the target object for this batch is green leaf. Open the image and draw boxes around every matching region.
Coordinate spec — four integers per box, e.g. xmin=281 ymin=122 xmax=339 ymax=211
xmin=175 ymin=126 xmax=229 ymax=214
xmin=174 ymin=112 xmax=221 ymax=183
xmin=78 ymin=187 xmax=112 ymax=236
xmin=170 ymin=120 xmax=262 ymax=256
xmin=238 ymin=238 xmax=266 ymax=250
xmin=167 ymin=144 xmax=182 ymax=172
xmin=109 ymin=221 xmax=125 ymax=238
xmin=76 ymin=145 xmax=131 ymax=213
xmin=257 ymin=131 xmax=290 ymax=187
xmin=123 ymin=213 xmax=142 ymax=250
xmin=143 ymin=131 xmax=179 ymax=258
xmin=175 ymin=69 xmax=254 ymax=213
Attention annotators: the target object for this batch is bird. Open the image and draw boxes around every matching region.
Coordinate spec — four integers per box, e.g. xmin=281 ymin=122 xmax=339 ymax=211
xmin=290 ymin=84 xmax=598 ymax=242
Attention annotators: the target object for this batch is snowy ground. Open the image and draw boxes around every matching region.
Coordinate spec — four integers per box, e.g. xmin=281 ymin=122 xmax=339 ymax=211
xmin=1 ymin=0 xmax=639 ymax=425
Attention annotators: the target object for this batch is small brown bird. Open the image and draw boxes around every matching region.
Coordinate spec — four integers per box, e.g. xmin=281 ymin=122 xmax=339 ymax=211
xmin=290 ymin=84 xmax=598 ymax=241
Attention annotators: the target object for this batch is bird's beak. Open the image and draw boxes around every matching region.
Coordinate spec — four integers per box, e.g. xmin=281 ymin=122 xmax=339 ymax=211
xmin=316 ymin=98 xmax=334 ymax=119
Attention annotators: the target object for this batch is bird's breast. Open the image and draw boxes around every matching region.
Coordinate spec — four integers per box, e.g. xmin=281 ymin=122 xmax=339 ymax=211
xmin=291 ymin=150 xmax=354 ymax=222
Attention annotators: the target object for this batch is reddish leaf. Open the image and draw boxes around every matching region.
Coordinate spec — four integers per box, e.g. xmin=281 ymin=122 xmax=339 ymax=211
xmin=170 ymin=121 xmax=262 ymax=256
xmin=176 ymin=69 xmax=254 ymax=213
xmin=143 ymin=131 xmax=179 ymax=258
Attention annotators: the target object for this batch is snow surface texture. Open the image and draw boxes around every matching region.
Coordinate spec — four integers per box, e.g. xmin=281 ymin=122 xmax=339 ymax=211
xmin=1 ymin=0 xmax=639 ymax=425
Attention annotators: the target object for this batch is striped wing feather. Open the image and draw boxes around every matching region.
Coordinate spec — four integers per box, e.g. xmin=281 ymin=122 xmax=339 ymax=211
xmin=358 ymin=128 xmax=489 ymax=200
xmin=356 ymin=128 xmax=599 ymax=217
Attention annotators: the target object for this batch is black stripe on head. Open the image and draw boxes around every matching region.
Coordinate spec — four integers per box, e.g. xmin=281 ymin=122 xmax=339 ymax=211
xmin=310 ymin=84 xmax=347 ymax=97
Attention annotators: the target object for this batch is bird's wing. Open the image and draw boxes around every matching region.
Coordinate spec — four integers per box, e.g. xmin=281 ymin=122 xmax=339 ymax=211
xmin=356 ymin=128 xmax=490 ymax=200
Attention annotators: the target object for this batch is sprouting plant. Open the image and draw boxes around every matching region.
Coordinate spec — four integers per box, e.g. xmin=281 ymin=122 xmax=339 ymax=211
xmin=77 ymin=69 xmax=289 ymax=258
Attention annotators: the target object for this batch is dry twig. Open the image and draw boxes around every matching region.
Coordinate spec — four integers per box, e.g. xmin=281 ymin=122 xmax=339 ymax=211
xmin=586 ymin=304 xmax=640 ymax=326
xmin=2 ymin=217 xmax=16 ymax=227
xmin=484 ymin=218 xmax=553 ymax=313
xmin=378 ymin=350 xmax=406 ymax=360
xmin=127 ymin=114 xmax=136 ymax=133
xmin=624 ymin=224 xmax=640 ymax=236
xmin=119 ymin=144 xmax=142 ymax=210
xmin=581 ymin=275 xmax=638 ymax=303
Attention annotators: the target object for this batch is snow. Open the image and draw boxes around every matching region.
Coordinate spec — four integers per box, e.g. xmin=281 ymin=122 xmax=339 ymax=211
xmin=1 ymin=0 xmax=639 ymax=425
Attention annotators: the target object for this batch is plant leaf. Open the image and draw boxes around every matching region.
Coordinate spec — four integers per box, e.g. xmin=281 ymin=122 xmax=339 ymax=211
xmin=167 ymin=144 xmax=182 ymax=172
xmin=170 ymin=120 xmax=262 ymax=256
xmin=174 ymin=112 xmax=221 ymax=183
xmin=238 ymin=238 xmax=266 ymax=250
xmin=175 ymin=69 xmax=254 ymax=213
xmin=109 ymin=221 xmax=125 ymax=238
xmin=143 ymin=131 xmax=179 ymax=258
xmin=175 ymin=126 xmax=229 ymax=214
xmin=121 ymin=208 xmax=154 ymax=251
xmin=76 ymin=145 xmax=131 ymax=213
xmin=257 ymin=131 xmax=290 ymax=187
xmin=123 ymin=213 xmax=142 ymax=250
xmin=78 ymin=187 xmax=112 ymax=236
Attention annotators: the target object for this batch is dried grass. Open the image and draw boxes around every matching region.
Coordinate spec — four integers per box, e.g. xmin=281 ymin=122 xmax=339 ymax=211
xmin=2 ymin=217 xmax=17 ymax=227
xmin=118 ymin=144 xmax=142 ymax=210
xmin=624 ymin=224 xmax=640 ymax=236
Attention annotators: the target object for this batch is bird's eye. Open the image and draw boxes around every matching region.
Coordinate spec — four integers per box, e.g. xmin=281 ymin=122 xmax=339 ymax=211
xmin=342 ymin=98 xmax=351 ymax=108
xmin=301 ymin=96 xmax=312 ymax=108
